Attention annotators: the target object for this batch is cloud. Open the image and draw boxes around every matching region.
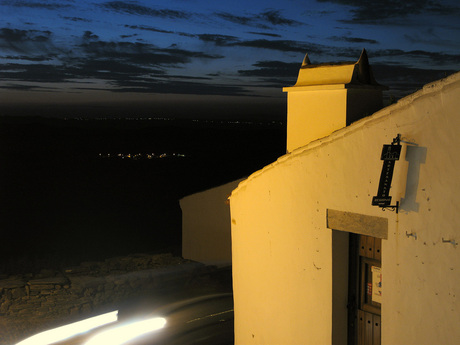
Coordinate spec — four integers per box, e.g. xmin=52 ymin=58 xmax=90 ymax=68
xmin=370 ymin=48 xmax=460 ymax=66
xmin=0 ymin=83 xmax=39 ymax=91
xmin=196 ymin=34 xmax=317 ymax=54
xmin=404 ymin=29 xmax=460 ymax=50
xmin=248 ymin=32 xmax=282 ymax=38
xmin=371 ymin=63 xmax=456 ymax=98
xmin=237 ymin=60 xmax=299 ymax=88
xmin=215 ymin=12 xmax=258 ymax=26
xmin=125 ymin=24 xmax=175 ymax=35
xmin=83 ymin=31 xmax=99 ymax=41
xmin=234 ymin=39 xmax=318 ymax=54
xmin=1 ymin=63 xmax=70 ymax=83
xmin=0 ymin=29 xmax=232 ymax=97
xmin=2 ymin=0 xmax=72 ymax=10
xmin=2 ymin=54 xmax=53 ymax=61
xmin=70 ymin=59 xmax=161 ymax=80
xmin=0 ymin=28 xmax=52 ymax=43
xmin=238 ymin=60 xmax=301 ymax=78
xmin=215 ymin=9 xmax=302 ymax=29
xmin=100 ymin=1 xmax=191 ymax=19
xmin=197 ymin=32 xmax=332 ymax=55
xmin=79 ymin=39 xmax=224 ymax=67
xmin=125 ymin=25 xmax=176 ymax=34
xmin=0 ymin=28 xmax=55 ymax=55
xmin=61 ymin=16 xmax=91 ymax=23
xmin=197 ymin=34 xmax=240 ymax=46
xmin=0 ymin=56 xmax=249 ymax=97
xmin=120 ymin=34 xmax=138 ymax=39
xmin=109 ymin=78 xmax=249 ymax=96
xmin=316 ymin=0 xmax=460 ymax=23
xmin=329 ymin=36 xmax=378 ymax=44
xmin=124 ymin=24 xmax=196 ymax=38
xmin=259 ymin=10 xmax=302 ymax=26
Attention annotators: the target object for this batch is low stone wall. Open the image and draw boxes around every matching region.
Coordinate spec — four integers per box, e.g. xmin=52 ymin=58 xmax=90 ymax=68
xmin=0 ymin=253 xmax=216 ymax=345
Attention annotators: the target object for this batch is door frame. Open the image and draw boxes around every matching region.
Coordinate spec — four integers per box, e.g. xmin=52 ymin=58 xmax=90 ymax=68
xmin=327 ymin=209 xmax=388 ymax=345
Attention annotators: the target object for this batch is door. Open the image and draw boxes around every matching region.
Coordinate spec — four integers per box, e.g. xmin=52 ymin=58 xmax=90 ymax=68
xmin=348 ymin=234 xmax=381 ymax=345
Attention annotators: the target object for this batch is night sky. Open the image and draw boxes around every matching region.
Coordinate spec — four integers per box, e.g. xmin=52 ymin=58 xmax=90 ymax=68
xmin=1 ymin=0 xmax=459 ymax=118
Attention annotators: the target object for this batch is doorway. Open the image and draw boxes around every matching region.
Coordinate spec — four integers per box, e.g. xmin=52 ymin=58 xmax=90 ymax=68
xmin=348 ymin=234 xmax=382 ymax=345
xmin=327 ymin=209 xmax=387 ymax=345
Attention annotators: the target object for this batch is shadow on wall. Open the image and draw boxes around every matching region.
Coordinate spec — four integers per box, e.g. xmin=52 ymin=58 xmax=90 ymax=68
xmin=400 ymin=145 xmax=427 ymax=212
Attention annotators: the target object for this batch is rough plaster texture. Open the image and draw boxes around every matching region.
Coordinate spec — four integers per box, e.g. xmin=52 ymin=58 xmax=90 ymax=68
xmin=230 ymin=72 xmax=460 ymax=345
xmin=180 ymin=179 xmax=245 ymax=265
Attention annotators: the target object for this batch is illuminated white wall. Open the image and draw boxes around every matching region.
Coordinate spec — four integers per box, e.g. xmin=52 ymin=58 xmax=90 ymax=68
xmin=230 ymin=72 xmax=460 ymax=344
xmin=180 ymin=179 xmax=244 ymax=265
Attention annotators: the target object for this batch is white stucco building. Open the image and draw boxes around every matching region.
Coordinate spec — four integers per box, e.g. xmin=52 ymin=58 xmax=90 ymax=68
xmin=229 ymin=51 xmax=460 ymax=345
xmin=180 ymin=178 xmax=244 ymax=265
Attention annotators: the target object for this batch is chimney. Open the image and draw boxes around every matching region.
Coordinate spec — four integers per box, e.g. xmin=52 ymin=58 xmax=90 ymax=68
xmin=283 ymin=49 xmax=387 ymax=153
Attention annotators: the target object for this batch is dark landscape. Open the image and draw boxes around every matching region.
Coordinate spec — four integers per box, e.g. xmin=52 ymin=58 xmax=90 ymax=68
xmin=0 ymin=113 xmax=286 ymax=274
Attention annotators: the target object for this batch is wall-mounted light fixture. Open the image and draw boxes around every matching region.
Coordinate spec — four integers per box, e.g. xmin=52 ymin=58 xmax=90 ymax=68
xmin=372 ymin=134 xmax=402 ymax=213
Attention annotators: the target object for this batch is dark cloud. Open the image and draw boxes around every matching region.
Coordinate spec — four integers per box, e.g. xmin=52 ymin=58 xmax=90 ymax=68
xmin=260 ymin=10 xmax=301 ymax=26
xmin=120 ymin=34 xmax=138 ymax=39
xmin=161 ymin=47 xmax=224 ymax=61
xmin=197 ymin=34 xmax=240 ymax=46
xmin=70 ymin=59 xmax=161 ymax=80
xmin=2 ymin=54 xmax=53 ymax=62
xmin=83 ymin=31 xmax=99 ymax=41
xmin=68 ymin=74 xmax=249 ymax=97
xmin=196 ymin=34 xmax=315 ymax=54
xmin=403 ymin=31 xmax=459 ymax=50
xmin=124 ymin=24 xmax=195 ymax=38
xmin=0 ymin=56 xmax=249 ymax=97
xmin=238 ymin=60 xmax=300 ymax=78
xmin=215 ymin=12 xmax=257 ymax=26
xmin=110 ymin=78 xmax=250 ymax=96
xmin=234 ymin=39 xmax=316 ymax=54
xmin=198 ymin=33 xmax=325 ymax=55
xmin=0 ymin=28 xmax=55 ymax=55
xmin=329 ymin=36 xmax=378 ymax=44
xmin=215 ymin=9 xmax=301 ymax=29
xmin=1 ymin=63 xmax=70 ymax=83
xmin=370 ymin=48 xmax=460 ymax=66
xmin=371 ymin=63 xmax=456 ymax=98
xmin=0 ymin=28 xmax=52 ymax=43
xmin=165 ymin=74 xmax=211 ymax=81
xmin=237 ymin=60 xmax=299 ymax=88
xmin=0 ymin=29 xmax=231 ymax=97
xmin=61 ymin=16 xmax=91 ymax=23
xmin=100 ymin=1 xmax=191 ymax=19
xmin=2 ymin=0 xmax=72 ymax=10
xmin=317 ymin=0 xmax=460 ymax=23
xmin=125 ymin=24 xmax=174 ymax=35
xmin=248 ymin=32 xmax=282 ymax=38
xmin=79 ymin=40 xmax=224 ymax=67
xmin=0 ymin=83 xmax=38 ymax=91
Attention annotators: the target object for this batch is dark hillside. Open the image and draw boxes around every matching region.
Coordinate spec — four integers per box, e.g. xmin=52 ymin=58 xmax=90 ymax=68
xmin=0 ymin=116 xmax=286 ymax=273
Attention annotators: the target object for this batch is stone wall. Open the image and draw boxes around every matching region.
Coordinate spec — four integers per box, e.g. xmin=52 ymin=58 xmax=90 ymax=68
xmin=0 ymin=253 xmax=223 ymax=345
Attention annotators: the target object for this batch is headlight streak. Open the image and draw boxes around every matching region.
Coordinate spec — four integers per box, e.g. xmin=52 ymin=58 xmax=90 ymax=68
xmin=15 ymin=310 xmax=118 ymax=345
xmin=186 ymin=309 xmax=234 ymax=323
xmin=84 ymin=317 xmax=166 ymax=345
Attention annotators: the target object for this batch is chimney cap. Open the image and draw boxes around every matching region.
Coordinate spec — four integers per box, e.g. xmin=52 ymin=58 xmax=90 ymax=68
xmin=292 ymin=49 xmax=387 ymax=89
